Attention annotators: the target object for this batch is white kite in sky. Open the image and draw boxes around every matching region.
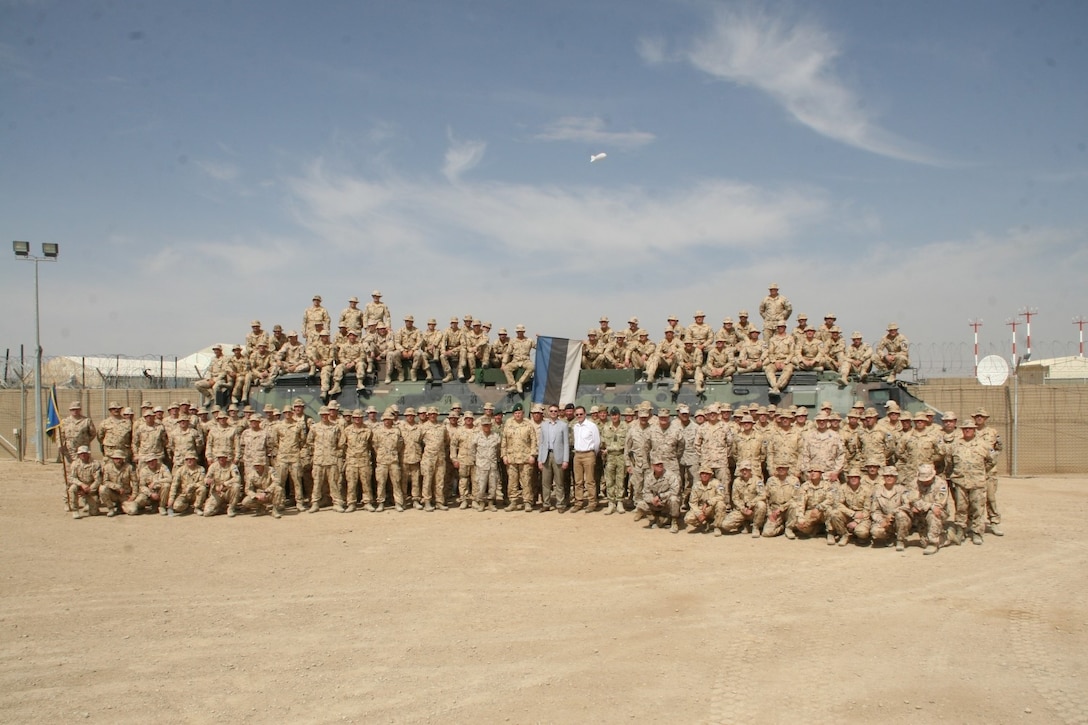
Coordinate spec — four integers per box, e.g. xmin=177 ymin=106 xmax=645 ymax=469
xmin=590 ymin=152 xmax=607 ymax=163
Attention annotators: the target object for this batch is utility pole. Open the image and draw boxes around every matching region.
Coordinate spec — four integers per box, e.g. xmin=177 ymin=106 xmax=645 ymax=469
xmin=968 ymin=319 xmax=983 ymax=376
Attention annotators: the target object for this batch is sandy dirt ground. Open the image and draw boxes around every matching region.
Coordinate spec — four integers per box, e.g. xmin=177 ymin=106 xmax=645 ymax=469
xmin=0 ymin=460 xmax=1086 ymax=724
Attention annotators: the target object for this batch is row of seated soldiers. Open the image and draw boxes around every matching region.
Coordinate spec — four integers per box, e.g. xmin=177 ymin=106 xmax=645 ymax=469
xmin=579 ymin=312 xmax=911 ymax=394
xmin=62 ymin=396 xmax=1001 ymax=548
xmin=194 ymin=315 xmax=537 ymax=406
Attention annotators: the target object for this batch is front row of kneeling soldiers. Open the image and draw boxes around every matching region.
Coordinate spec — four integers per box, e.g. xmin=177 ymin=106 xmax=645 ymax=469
xmin=65 ymin=407 xmax=997 ymax=556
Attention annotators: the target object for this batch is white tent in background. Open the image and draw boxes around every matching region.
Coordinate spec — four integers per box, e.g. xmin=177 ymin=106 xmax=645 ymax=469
xmin=39 ymin=345 xmax=233 ymax=388
xmin=177 ymin=344 xmax=235 ymax=379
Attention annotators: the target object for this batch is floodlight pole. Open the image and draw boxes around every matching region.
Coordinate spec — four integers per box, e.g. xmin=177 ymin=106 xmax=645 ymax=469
xmin=13 ymin=242 xmax=58 ymax=464
xmin=1074 ymin=316 xmax=1087 ymax=358
xmin=968 ymin=319 xmax=983 ymax=376
xmin=1018 ymin=307 xmax=1038 ymax=361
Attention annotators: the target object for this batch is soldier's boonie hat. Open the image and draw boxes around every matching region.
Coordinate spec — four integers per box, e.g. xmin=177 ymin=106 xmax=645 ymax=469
xmin=917 ymin=464 xmax=936 ymax=481
xmin=273 ymin=324 xmax=283 ymax=332
xmin=280 ymin=407 xmax=292 ymax=415
xmin=109 ymin=449 xmax=126 ymax=459
xmin=76 ymin=445 xmax=90 ymax=454
xmin=651 ymin=457 xmax=666 ymax=466
xmin=587 ymin=329 xmax=598 ymax=336
xmin=319 ymin=331 xmax=330 ymax=337
xmin=831 ymin=326 xmax=842 ymax=333
xmin=372 ymin=290 xmax=382 ymax=297
xmin=884 ymin=400 xmax=900 ymax=410
xmin=152 ymin=406 xmax=164 ymax=414
xmin=68 ymin=401 xmax=81 ymax=410
xmin=851 ymin=400 xmax=865 ymax=409
xmin=216 ymin=411 xmax=228 ymax=419
xmin=425 ymin=406 xmax=437 ymax=415
xmin=326 ymin=401 xmax=339 ymax=411
xmin=887 ymin=322 xmax=898 ymax=330
xmin=381 ymin=411 xmax=394 ymax=420
xmin=483 ymin=322 xmax=492 ymax=329
xmin=768 ymin=282 xmax=779 ymax=289
xmin=628 ymin=316 xmax=639 ymax=324
xmin=349 ymin=296 xmax=359 ymax=303
xmin=881 ymin=466 xmax=898 ymax=476
xmin=942 ymin=410 xmax=957 ymax=420
xmin=249 ymin=414 xmax=263 ymax=422
xmin=251 ymin=319 xmax=261 ymax=326
xmin=804 ymin=326 xmax=816 ymax=334
xmin=480 ymin=417 xmax=492 ymax=425
xmin=739 ymin=415 xmax=754 ymax=424
xmin=677 ymin=405 xmax=690 ymax=414
xmin=738 ymin=310 xmax=749 ymax=316
xmin=427 ymin=318 xmax=437 ymax=325
xmin=404 ymin=407 xmax=416 ymax=416
xmin=846 ymin=467 xmax=862 ymax=477
xmin=347 ymin=330 xmax=358 ymax=336
xmin=318 ymin=406 xmax=329 ymax=415
xmin=698 ymin=465 xmax=714 ymax=475
xmin=498 ymin=328 xmax=508 ymax=335
xmin=515 ymin=324 xmax=526 ymax=331
xmin=463 ymin=411 xmax=475 ymax=420
xmin=851 ymin=331 xmax=863 ymax=338
xmin=637 ymin=409 xmax=651 ymax=418
xmin=532 ymin=404 xmax=544 ymax=414
xmin=900 ymin=412 xmax=914 ymax=422
xmin=797 ymin=313 xmax=808 ymax=320
xmin=776 ymin=320 xmax=787 ymax=328
xmin=694 ymin=310 xmax=706 ymax=317
xmin=108 ymin=401 xmax=122 ymax=409
xmin=830 ymin=412 xmax=842 ymax=421
xmin=143 ymin=454 xmax=159 ymax=462
xmin=738 ymin=460 xmax=753 ymax=470
xmin=349 ymin=408 xmax=363 ymax=418
xmin=656 ymin=408 xmax=671 ymax=417
xmin=960 ymin=420 xmax=977 ymax=429
xmin=795 ymin=407 xmax=808 ymax=416
xmin=313 ymin=295 xmax=322 ymax=301
xmin=184 ymin=453 xmax=197 ymax=460
xmin=450 ymin=316 xmax=459 ymax=323
xmin=463 ymin=314 xmax=473 ymax=321
xmin=667 ymin=314 xmax=679 ymax=321
xmin=616 ymin=331 xmax=627 ymax=339
xmin=483 ymin=402 xmax=495 ymax=410
xmin=820 ymin=401 xmax=833 ymax=410
xmin=863 ymin=407 xmax=878 ymax=417
xmin=403 ymin=314 xmax=414 ymax=322
xmin=599 ymin=316 xmax=609 ymax=322
xmin=365 ymin=405 xmax=377 ymax=414
xmin=815 ymin=411 xmax=829 ymax=421
xmin=285 ymin=330 xmax=298 ymax=338
xmin=824 ymin=312 xmax=836 ymax=319
xmin=865 ymin=458 xmax=883 ymax=468
xmin=973 ymin=407 xmax=990 ymax=417
xmin=748 ymin=328 xmax=760 ymax=336
xmin=664 ymin=328 xmax=675 ymax=334
xmin=775 ymin=461 xmax=789 ymax=469
xmin=263 ymin=404 xmax=275 ymax=412
xmin=706 ymin=403 xmax=720 ymax=414
xmin=722 ymin=317 xmax=734 ymax=324
xmin=212 ymin=344 xmax=223 ymax=350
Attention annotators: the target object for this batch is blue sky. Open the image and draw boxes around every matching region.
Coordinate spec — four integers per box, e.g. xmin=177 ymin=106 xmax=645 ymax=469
xmin=1 ymin=0 xmax=1086 ymax=375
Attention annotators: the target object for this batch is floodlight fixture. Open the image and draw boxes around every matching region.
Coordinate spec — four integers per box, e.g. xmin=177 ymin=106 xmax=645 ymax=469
xmin=13 ymin=240 xmax=30 ymax=257
xmin=41 ymin=243 xmax=59 ymax=258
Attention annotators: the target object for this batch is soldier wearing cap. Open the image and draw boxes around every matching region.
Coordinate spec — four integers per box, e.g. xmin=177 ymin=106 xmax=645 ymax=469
xmin=799 ymin=412 xmax=846 ymax=482
xmin=731 ymin=415 xmax=765 ymax=480
xmin=845 ymin=331 xmax=873 ymax=382
xmin=596 ymin=406 xmax=627 ymax=514
xmin=132 ymin=408 xmax=167 ymax=474
xmin=224 ymin=344 xmax=249 ymax=404
xmin=672 ymin=340 xmax=705 ymax=395
xmin=761 ymin=462 xmax=800 ymax=537
xmin=972 ymin=407 xmax=1003 ymax=536
xmin=501 ymin=325 xmax=536 ymax=393
xmin=735 ymin=328 xmax=766 ymax=375
xmin=904 ymin=464 xmax=948 ymax=554
xmin=814 ymin=313 xmax=836 ymax=345
xmin=948 ymin=419 xmax=992 ymax=545
xmin=269 ymin=324 xmax=288 ymax=352
xmin=363 ymin=324 xmax=396 ymax=382
xmin=581 ymin=330 xmax=607 ymax=370
xmin=126 ymin=456 xmax=173 ymax=515
xmin=791 ymin=314 xmax=811 ymax=343
xmin=935 ymin=411 xmax=959 ymax=477
xmin=203 ymin=453 xmax=242 ymax=517
xmin=195 ymin=344 xmax=231 ymax=408
xmin=720 ymin=460 xmax=766 ymax=537
xmin=167 ymin=414 xmax=203 ymax=469
xmin=392 ymin=315 xmax=429 ymax=382
xmin=898 ymin=412 xmax=940 ymax=489
xmin=795 ymin=327 xmax=828 ymax=374
xmin=703 ymin=337 xmax=737 ymax=385
xmin=733 ymin=310 xmax=753 ymax=339
xmin=371 ymin=411 xmax=404 ymax=511
xmin=420 ymin=408 xmax=450 ymax=510
xmin=663 ymin=314 xmax=684 ymax=340
xmin=437 ymin=317 xmax=465 ymax=382
xmin=239 ymin=414 xmax=273 ymax=479
xmin=870 ymin=466 xmax=910 ymax=550
xmin=624 ymin=408 xmax=653 ymax=504
xmin=694 ymin=405 xmax=732 ymax=487
xmin=68 ymin=445 xmax=103 ymax=518
xmin=634 ymin=460 xmax=681 ymax=533
xmin=278 ymin=331 xmax=308 ymax=374
xmin=245 ymin=320 xmax=271 ymax=356
xmin=684 ymin=465 xmax=727 ymax=535
xmin=766 ymin=410 xmax=802 ymax=479
xmin=59 ymin=401 xmax=97 ymax=465
xmin=339 ymin=296 xmax=363 ymax=332
xmin=97 ymin=401 xmax=132 ymax=460
xmin=827 ymin=467 xmax=872 ymax=546
xmin=857 ymin=407 xmax=890 ymax=466
xmin=237 ymin=461 xmax=285 ymax=518
xmin=686 ymin=311 xmax=713 ymax=352
xmin=245 ymin=341 xmax=279 ymax=399
xmin=168 ymin=453 xmax=207 ymax=515
xmin=874 ymin=323 xmax=910 ymax=383
xmin=648 ymin=408 xmax=683 ymax=483
xmin=783 ymin=467 xmax=836 ymax=542
xmin=357 ymin=290 xmax=387 ymax=330
xmin=98 ymin=450 xmax=135 ymax=517
xmin=716 ymin=317 xmax=741 ymax=348
xmin=395 ymin=407 xmax=424 ymax=508
xmin=450 ymin=410 xmax=477 ymax=508
xmin=464 ymin=319 xmax=490 ymax=379
xmin=625 ymin=329 xmax=654 ymax=371
xmin=759 ymin=283 xmax=793 ymax=335
xmin=306 ymin=407 xmax=344 ymax=512
xmin=470 ymin=414 xmax=502 ymax=510
xmin=762 ymin=320 xmax=795 ymax=395
xmin=501 ymin=404 xmax=538 ymax=510
xmin=341 ymin=409 xmax=374 ymax=512
xmin=602 ymin=331 xmax=631 ymax=370
xmin=645 ymin=328 xmax=680 ymax=385
xmin=596 ymin=316 xmax=614 ymax=346
xmin=204 ymin=408 xmax=240 ymax=466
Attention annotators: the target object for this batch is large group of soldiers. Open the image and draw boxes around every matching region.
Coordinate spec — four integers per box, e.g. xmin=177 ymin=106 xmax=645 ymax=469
xmin=58 ymin=384 xmax=1003 ymax=556
xmin=190 ymin=285 xmax=912 ymax=409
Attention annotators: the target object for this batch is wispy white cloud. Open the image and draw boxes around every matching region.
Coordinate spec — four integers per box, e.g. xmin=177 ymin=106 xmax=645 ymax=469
xmin=534 ymin=116 xmax=655 ymax=149
xmin=442 ymin=131 xmax=486 ymax=183
xmin=193 ymin=159 xmax=241 ymax=182
xmin=672 ymin=6 xmax=942 ymax=165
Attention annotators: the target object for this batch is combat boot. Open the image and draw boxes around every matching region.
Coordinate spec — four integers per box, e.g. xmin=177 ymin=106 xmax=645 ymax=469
xmin=632 ymin=508 xmax=646 ymax=522
xmin=784 ymin=527 xmax=796 ymax=540
xmin=669 ymin=518 xmax=680 ymax=534
xmin=603 ymin=502 xmax=615 ymax=515
xmin=971 ymin=533 xmax=983 ymax=545
xmin=923 ymin=542 xmax=939 ymax=555
xmin=838 ymin=533 xmax=851 ymax=547
xmin=826 ymin=532 xmax=837 ymax=545
xmin=895 ymin=539 xmax=905 ymax=552
xmin=989 ymin=523 xmax=1004 ymax=536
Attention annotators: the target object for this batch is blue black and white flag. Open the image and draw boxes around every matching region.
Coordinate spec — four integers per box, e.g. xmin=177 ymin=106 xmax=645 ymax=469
xmin=46 ymin=384 xmax=61 ymax=439
xmin=531 ymin=337 xmax=582 ymax=407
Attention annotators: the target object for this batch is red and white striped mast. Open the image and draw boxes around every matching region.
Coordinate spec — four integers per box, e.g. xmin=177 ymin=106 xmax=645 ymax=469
xmin=968 ymin=319 xmax=983 ymax=376
xmin=1018 ymin=307 xmax=1038 ymax=361
xmin=1074 ymin=316 xmax=1087 ymax=358
xmin=1005 ymin=318 xmax=1019 ymax=368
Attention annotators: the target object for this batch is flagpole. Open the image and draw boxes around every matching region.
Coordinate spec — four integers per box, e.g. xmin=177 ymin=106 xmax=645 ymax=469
xmin=33 ymin=257 xmax=43 ymax=464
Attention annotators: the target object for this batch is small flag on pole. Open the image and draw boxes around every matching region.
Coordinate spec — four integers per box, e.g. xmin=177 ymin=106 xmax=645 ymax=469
xmin=46 ymin=384 xmax=61 ymax=439
xmin=531 ymin=337 xmax=583 ymax=407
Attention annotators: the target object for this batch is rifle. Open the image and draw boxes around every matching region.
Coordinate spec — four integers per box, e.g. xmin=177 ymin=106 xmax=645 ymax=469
xmin=59 ymin=426 xmax=72 ymax=512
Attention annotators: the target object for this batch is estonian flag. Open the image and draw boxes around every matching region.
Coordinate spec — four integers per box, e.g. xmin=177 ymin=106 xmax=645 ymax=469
xmin=531 ymin=337 xmax=582 ymax=407
xmin=46 ymin=384 xmax=61 ymax=439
